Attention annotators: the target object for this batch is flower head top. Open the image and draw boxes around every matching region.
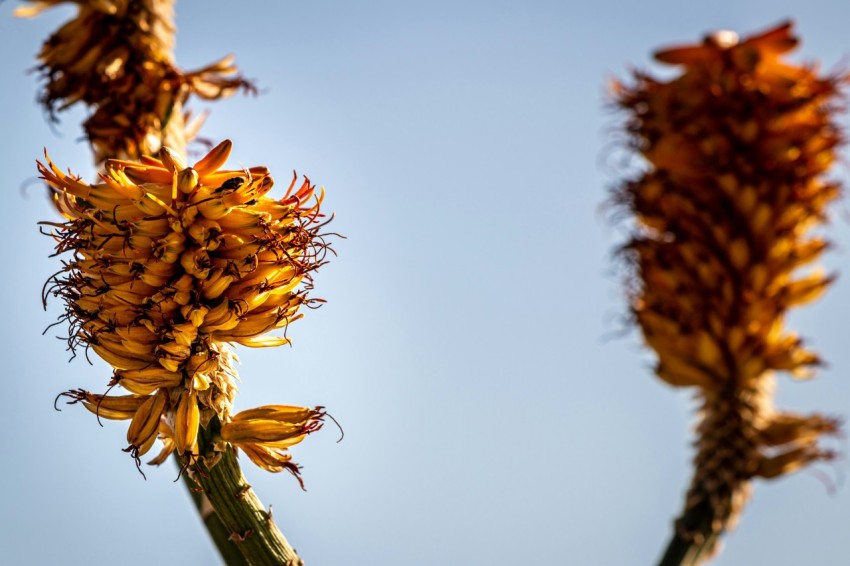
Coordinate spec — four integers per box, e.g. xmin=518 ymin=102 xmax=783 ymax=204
xmin=615 ymin=21 xmax=842 ymax=391
xmin=17 ymin=0 xmax=255 ymax=163
xmin=42 ymin=140 xmax=331 ymax=481
xmin=613 ymin=21 xmax=842 ymax=555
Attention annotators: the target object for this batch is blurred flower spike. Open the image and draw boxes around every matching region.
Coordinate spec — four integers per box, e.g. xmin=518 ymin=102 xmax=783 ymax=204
xmin=16 ymin=0 xmax=255 ymax=163
xmin=613 ymin=21 xmax=843 ymax=560
xmin=42 ymin=140 xmax=333 ymax=483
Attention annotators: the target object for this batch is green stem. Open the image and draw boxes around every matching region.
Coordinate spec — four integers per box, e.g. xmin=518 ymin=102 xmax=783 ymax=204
xmin=187 ymin=423 xmax=305 ymax=566
xmin=179 ymin=459 xmax=250 ymax=565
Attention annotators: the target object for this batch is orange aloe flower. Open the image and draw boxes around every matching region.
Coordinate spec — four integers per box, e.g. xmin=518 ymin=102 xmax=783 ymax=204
xmin=43 ymin=140 xmax=332 ymax=482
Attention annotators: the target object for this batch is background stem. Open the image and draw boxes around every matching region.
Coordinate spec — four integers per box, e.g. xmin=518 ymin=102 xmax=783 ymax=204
xmin=657 ymin=495 xmax=722 ymax=566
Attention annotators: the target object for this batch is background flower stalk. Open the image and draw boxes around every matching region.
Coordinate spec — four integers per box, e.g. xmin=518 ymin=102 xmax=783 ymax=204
xmin=613 ymin=21 xmax=842 ymax=565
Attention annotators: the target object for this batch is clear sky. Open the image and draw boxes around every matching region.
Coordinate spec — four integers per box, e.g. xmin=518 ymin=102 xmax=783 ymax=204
xmin=2 ymin=1 xmax=850 ymax=565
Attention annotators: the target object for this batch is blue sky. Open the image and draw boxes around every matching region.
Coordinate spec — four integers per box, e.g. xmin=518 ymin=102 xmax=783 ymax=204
xmin=2 ymin=1 xmax=850 ymax=565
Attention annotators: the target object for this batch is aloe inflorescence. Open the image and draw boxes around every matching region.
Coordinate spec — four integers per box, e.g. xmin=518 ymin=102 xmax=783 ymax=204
xmin=43 ymin=140 xmax=333 ymax=483
xmin=613 ymin=21 xmax=843 ymax=564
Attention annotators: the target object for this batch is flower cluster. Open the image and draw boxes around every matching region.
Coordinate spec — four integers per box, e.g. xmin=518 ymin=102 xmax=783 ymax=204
xmin=17 ymin=0 xmax=254 ymax=163
xmin=614 ymin=21 xmax=841 ymax=548
xmin=43 ymin=140 xmax=331 ymax=482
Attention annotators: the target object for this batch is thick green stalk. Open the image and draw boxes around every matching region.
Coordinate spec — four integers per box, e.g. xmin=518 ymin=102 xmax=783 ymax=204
xmin=180 ymin=460 xmax=250 ymax=565
xmin=188 ymin=422 xmax=305 ymax=565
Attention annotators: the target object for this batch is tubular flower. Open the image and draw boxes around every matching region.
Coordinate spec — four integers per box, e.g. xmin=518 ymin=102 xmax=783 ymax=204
xmin=43 ymin=140 xmax=331 ymax=479
xmin=613 ymin=21 xmax=842 ymax=556
xmin=16 ymin=0 xmax=255 ymax=163
xmin=219 ymin=406 xmax=326 ymax=486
